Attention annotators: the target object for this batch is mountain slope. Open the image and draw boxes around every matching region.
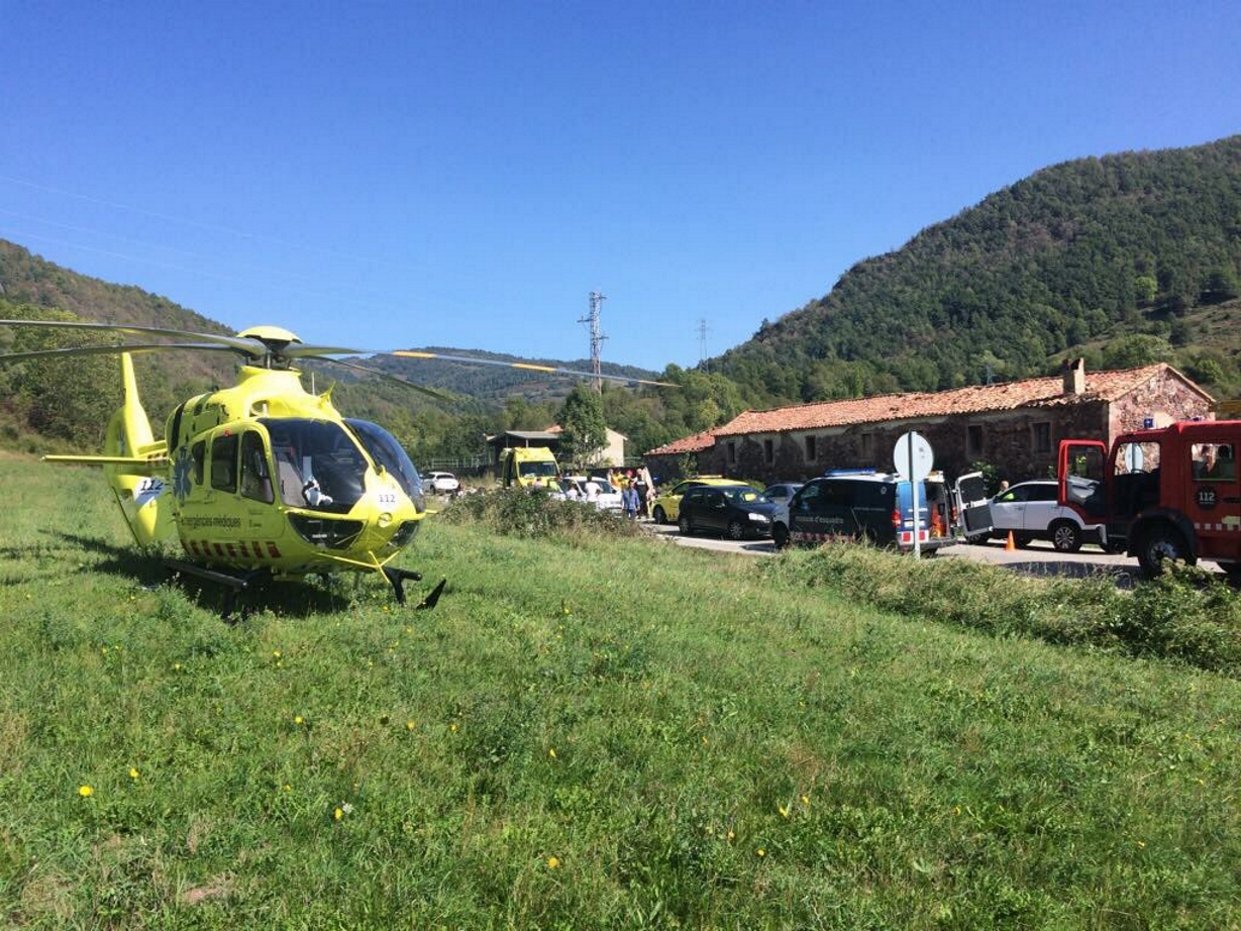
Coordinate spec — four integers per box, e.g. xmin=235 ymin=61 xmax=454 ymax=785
xmin=716 ymin=135 xmax=1241 ymax=404
xmin=0 ymin=240 xmax=673 ymax=453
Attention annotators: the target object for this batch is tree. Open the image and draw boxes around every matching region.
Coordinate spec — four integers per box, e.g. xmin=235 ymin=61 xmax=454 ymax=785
xmin=1200 ymin=267 xmax=1240 ymax=304
xmin=1101 ymin=334 xmax=1175 ymax=369
xmin=555 ymin=384 xmax=607 ymax=467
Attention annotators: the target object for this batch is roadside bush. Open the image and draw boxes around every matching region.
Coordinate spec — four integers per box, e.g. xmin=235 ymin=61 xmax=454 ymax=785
xmin=762 ymin=543 xmax=1241 ymax=676
xmin=441 ymin=486 xmax=645 ymax=540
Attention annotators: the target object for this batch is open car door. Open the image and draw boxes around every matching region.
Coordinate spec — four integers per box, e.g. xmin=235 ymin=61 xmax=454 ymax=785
xmin=1057 ymin=439 xmax=1108 ymax=522
xmin=952 ymin=471 xmax=992 ymax=541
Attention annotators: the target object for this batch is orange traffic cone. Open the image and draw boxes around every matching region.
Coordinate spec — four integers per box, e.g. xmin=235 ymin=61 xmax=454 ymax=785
xmin=1004 ymin=531 xmax=1016 ymax=551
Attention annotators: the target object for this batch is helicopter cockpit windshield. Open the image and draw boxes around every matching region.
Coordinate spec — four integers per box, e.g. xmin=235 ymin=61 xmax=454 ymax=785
xmin=346 ymin=418 xmax=426 ymax=513
xmin=262 ymin=418 xmax=367 ymax=514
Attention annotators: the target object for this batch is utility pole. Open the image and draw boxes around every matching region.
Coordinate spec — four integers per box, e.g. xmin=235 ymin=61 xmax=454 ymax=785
xmin=578 ymin=290 xmax=608 ymax=394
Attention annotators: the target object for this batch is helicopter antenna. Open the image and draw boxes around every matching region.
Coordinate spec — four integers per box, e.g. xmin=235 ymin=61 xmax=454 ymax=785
xmin=578 ymin=290 xmax=607 ymax=394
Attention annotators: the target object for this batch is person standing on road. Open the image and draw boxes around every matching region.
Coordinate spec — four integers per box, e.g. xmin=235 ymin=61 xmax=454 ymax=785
xmin=622 ymin=483 xmax=639 ymax=519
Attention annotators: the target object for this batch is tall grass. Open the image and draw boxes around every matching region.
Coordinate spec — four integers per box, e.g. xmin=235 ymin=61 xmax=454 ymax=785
xmin=1 ymin=458 xmax=1238 ymax=928
xmin=760 ymin=543 xmax=1241 ymax=676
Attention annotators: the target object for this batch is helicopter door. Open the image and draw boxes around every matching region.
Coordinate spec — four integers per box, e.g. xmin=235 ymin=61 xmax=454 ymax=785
xmin=238 ymin=430 xmax=284 ymax=542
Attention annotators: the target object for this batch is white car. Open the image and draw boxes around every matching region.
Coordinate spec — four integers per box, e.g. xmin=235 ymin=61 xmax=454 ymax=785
xmin=987 ymin=480 xmax=1104 ymax=552
xmin=763 ymin=482 xmax=803 ymax=508
xmin=561 ymin=476 xmax=623 ymax=511
xmin=424 ymin=471 xmax=460 ymax=495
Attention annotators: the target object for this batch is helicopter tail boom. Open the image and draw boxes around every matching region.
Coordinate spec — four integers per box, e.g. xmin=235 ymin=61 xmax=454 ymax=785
xmin=43 ymin=353 xmax=177 ymax=547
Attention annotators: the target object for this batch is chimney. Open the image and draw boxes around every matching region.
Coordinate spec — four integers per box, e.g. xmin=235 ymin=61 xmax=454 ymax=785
xmin=1062 ymin=357 xmax=1086 ymax=396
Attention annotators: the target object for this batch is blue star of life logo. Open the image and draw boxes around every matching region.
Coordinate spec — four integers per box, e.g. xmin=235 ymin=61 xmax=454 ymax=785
xmin=173 ymin=445 xmax=194 ymax=502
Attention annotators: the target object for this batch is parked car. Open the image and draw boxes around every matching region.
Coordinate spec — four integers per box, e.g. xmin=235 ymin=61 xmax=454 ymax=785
xmin=772 ymin=470 xmax=957 ymax=554
xmin=651 ymin=476 xmax=738 ymax=524
xmin=561 ymin=475 xmax=623 ymax=511
xmin=424 ymin=471 xmax=460 ymax=495
xmin=678 ymin=484 xmax=777 ymax=539
xmin=985 ymin=479 xmax=1104 ymax=552
xmin=762 ymin=482 xmax=803 ymax=508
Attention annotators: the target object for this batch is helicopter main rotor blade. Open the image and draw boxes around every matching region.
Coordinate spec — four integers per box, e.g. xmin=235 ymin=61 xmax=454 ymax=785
xmin=0 ymin=342 xmax=249 ymax=364
xmin=390 ymin=350 xmax=678 ymax=388
xmin=0 ymin=318 xmax=268 ymax=356
xmin=314 ymin=356 xmax=456 ymax=402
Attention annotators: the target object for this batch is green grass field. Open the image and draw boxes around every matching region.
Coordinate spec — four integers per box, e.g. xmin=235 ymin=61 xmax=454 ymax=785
xmin=1 ymin=456 xmax=1238 ymax=929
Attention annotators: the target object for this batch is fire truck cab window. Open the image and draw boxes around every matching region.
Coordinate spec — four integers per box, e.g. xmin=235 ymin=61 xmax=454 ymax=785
xmin=1193 ymin=443 xmax=1235 ymax=481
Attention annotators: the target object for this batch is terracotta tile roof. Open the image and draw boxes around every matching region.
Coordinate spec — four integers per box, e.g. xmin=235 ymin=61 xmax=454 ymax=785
xmin=646 ymin=430 xmax=717 ymax=456
xmin=712 ymin=364 xmax=1202 ymax=437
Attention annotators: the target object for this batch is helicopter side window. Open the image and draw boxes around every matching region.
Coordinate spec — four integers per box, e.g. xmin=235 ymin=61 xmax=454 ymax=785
xmin=191 ymin=442 xmax=206 ymax=486
xmin=210 ymin=434 xmax=238 ymax=493
xmin=240 ymin=431 xmax=273 ymax=504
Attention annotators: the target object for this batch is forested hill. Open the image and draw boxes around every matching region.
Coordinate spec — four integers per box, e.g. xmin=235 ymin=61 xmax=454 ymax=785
xmin=0 ymin=240 xmax=688 ymax=458
xmin=715 ymin=135 xmax=1241 ymax=405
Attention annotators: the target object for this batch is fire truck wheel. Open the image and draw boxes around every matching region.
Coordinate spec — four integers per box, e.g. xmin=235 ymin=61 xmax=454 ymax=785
xmin=1049 ymin=520 xmax=1082 ymax=553
xmin=1137 ymin=525 xmax=1192 ymax=576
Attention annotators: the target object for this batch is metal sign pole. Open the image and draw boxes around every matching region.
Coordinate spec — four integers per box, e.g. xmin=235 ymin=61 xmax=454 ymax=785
xmin=909 ymin=439 xmax=921 ymax=558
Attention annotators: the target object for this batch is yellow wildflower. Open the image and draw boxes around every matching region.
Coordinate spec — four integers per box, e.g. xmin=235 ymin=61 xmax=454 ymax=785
xmin=548 ymin=747 xmax=557 ymax=759
xmin=546 ymin=856 xmax=560 ymax=869
xmin=129 ymin=768 xmax=140 ymax=780
xmin=334 ymin=807 xmax=344 ymax=821
xmin=78 ymin=785 xmax=94 ymax=798
xmin=294 ymin=715 xmax=304 ymax=726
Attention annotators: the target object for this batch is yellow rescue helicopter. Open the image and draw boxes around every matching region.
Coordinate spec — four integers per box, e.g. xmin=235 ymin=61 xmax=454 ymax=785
xmin=0 ymin=318 xmax=672 ymax=616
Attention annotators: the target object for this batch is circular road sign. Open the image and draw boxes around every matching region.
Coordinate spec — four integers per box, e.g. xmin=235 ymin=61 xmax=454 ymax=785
xmin=893 ymin=431 xmax=934 ymax=481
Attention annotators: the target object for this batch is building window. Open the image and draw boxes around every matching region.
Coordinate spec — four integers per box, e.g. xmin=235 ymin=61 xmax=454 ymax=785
xmin=763 ymin=438 xmax=774 ymax=465
xmin=966 ymin=424 xmax=984 ymax=459
xmin=727 ymin=441 xmax=736 ymax=465
xmin=805 ymin=435 xmax=816 ymax=461
xmin=1033 ymin=422 xmax=1052 ymax=454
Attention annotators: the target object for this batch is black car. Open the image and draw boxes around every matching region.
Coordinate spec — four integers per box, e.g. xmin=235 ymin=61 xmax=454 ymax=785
xmin=678 ymin=484 xmax=777 ymax=540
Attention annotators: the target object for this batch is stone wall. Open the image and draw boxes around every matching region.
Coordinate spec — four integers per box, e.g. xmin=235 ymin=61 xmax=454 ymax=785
xmin=1107 ymin=373 xmax=1214 ymax=439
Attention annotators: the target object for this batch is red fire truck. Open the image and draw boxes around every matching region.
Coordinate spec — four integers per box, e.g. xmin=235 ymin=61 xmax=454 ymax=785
xmin=1058 ymin=420 xmax=1241 ymax=577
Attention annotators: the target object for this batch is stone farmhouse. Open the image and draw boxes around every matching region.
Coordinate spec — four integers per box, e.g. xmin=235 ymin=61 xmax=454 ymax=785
xmin=645 ymin=361 xmax=1214 ymax=485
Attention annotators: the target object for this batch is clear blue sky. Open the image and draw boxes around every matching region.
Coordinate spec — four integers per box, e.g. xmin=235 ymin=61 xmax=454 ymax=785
xmin=2 ymin=2 xmax=1239 ymax=373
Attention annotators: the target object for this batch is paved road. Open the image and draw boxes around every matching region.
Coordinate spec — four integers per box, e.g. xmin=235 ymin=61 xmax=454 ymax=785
xmin=641 ymin=520 xmax=1223 ymax=584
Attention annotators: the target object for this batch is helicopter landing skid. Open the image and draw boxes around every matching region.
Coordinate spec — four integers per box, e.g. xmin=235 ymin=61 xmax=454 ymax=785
xmin=163 ymin=558 xmax=267 ymax=623
xmin=382 ymin=567 xmax=447 ymax=610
